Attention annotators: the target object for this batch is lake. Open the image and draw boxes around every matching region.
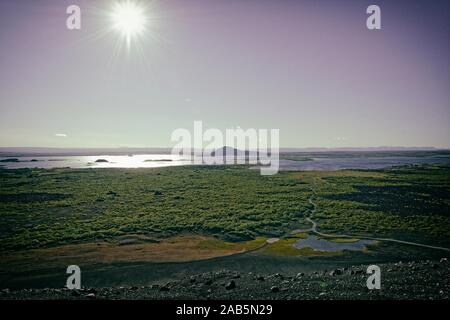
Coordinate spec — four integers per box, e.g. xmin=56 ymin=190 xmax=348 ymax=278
xmin=0 ymin=154 xmax=191 ymax=169
xmin=293 ymin=236 xmax=376 ymax=252
xmin=1 ymin=154 xmax=450 ymax=170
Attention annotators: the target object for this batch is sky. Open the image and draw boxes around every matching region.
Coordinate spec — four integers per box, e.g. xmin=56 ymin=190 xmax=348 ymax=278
xmin=0 ymin=0 xmax=449 ymax=148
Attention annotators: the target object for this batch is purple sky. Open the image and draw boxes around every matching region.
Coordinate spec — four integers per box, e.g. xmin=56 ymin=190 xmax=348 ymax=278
xmin=0 ymin=0 xmax=449 ymax=148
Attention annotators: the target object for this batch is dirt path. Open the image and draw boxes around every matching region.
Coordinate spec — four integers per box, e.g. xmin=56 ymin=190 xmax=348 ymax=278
xmin=304 ymin=181 xmax=450 ymax=252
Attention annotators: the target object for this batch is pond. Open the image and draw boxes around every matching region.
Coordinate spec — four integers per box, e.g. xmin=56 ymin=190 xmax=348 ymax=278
xmin=293 ymin=236 xmax=376 ymax=252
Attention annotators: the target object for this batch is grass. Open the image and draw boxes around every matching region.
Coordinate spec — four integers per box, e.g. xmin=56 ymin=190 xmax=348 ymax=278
xmin=312 ymin=166 xmax=450 ymax=242
xmin=194 ymin=236 xmax=267 ymax=251
xmin=290 ymin=232 xmax=309 ymax=239
xmin=0 ymin=235 xmax=269 ymax=270
xmin=262 ymin=238 xmax=340 ymax=257
xmin=0 ymin=166 xmax=311 ymax=252
xmin=262 ymin=238 xmax=300 ymax=256
xmin=1 ymin=164 xmax=450 ymax=254
xmin=294 ymin=247 xmax=341 ymax=257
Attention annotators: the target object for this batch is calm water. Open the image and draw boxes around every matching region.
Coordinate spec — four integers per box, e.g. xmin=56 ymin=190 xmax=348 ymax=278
xmin=293 ymin=236 xmax=375 ymax=252
xmin=1 ymin=154 xmax=449 ymax=170
xmin=0 ymin=154 xmax=192 ymax=169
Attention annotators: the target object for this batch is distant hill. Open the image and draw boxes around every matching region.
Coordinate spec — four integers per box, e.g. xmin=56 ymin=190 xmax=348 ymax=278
xmin=209 ymin=146 xmax=260 ymax=157
xmin=0 ymin=146 xmax=448 ymax=158
xmin=0 ymin=147 xmax=172 ymax=157
xmin=279 ymin=147 xmax=441 ymax=152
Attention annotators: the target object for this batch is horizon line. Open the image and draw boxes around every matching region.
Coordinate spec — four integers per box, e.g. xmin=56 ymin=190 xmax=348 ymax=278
xmin=1 ymin=146 xmax=449 ymax=152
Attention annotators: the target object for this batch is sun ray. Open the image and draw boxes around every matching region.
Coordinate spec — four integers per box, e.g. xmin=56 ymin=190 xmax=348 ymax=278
xmin=110 ymin=0 xmax=149 ymax=51
xmin=62 ymin=0 xmax=167 ymax=72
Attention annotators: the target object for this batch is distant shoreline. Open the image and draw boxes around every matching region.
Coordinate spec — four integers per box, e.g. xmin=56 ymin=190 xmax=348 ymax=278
xmin=0 ymin=147 xmax=448 ymax=158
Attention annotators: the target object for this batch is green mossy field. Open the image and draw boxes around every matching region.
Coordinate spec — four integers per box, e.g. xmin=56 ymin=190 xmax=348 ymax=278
xmin=1 ymin=164 xmax=449 ymax=253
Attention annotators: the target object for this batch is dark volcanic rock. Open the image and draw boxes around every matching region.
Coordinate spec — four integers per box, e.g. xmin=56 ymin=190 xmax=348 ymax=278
xmin=1 ymin=259 xmax=449 ymax=300
xmin=0 ymin=158 xmax=19 ymax=163
xmin=330 ymin=269 xmax=343 ymax=276
xmin=159 ymin=286 xmax=170 ymax=292
xmin=70 ymin=290 xmax=81 ymax=297
xmin=225 ymin=281 xmax=236 ymax=290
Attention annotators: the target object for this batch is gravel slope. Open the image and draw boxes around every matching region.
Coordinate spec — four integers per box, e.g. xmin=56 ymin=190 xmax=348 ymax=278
xmin=1 ymin=259 xmax=448 ymax=300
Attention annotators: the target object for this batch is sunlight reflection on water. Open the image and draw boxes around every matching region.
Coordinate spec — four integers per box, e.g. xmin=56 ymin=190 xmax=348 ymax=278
xmin=1 ymin=155 xmax=450 ymax=170
xmin=0 ymin=154 xmax=192 ymax=169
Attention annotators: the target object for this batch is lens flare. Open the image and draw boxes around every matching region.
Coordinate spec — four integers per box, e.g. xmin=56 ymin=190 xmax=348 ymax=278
xmin=111 ymin=1 xmax=148 ymax=48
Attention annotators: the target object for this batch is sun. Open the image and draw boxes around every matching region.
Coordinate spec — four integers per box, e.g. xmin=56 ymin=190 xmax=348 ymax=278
xmin=111 ymin=1 xmax=148 ymax=48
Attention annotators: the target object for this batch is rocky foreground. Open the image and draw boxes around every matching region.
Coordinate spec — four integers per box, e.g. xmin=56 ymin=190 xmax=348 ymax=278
xmin=1 ymin=259 xmax=449 ymax=300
